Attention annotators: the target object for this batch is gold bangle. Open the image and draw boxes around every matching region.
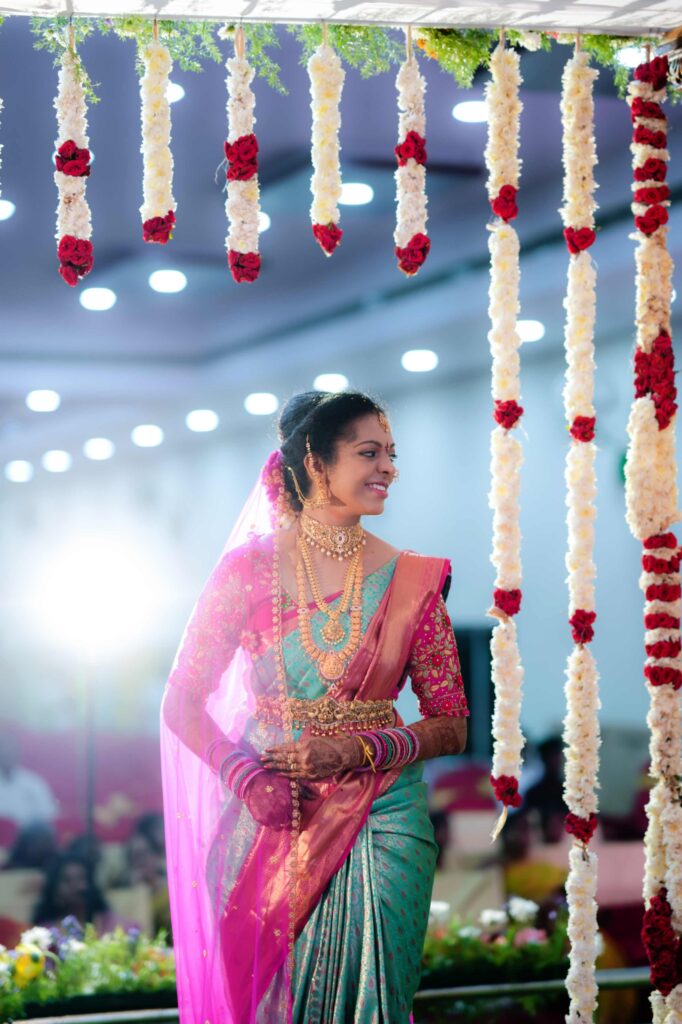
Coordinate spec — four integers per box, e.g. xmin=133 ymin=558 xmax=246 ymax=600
xmin=357 ymin=736 xmax=376 ymax=774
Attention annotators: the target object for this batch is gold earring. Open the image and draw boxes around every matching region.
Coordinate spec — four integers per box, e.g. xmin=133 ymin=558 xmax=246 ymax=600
xmin=303 ymin=435 xmax=331 ymax=509
xmin=287 ymin=466 xmax=331 ymax=511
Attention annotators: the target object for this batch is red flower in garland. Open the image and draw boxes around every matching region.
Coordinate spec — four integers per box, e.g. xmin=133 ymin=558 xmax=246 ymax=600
xmin=646 ymin=638 xmax=682 ymax=660
xmin=313 ymin=222 xmax=343 ymax=256
xmin=494 ymin=399 xmax=524 ymax=429
xmin=563 ymin=226 xmax=596 ymax=255
xmin=645 ymin=664 xmax=682 ymax=690
xmin=645 ymin=612 xmax=680 ymax=630
xmin=570 ymin=416 xmax=596 ymax=442
xmin=565 ymin=812 xmax=598 ymax=844
xmin=635 ymin=203 xmax=669 ymax=236
xmin=644 ymin=532 xmax=678 ymax=550
xmin=642 ymin=887 xmax=679 ymax=996
xmin=55 ymin=139 xmax=91 ymax=177
xmin=643 ymin=551 xmax=681 ymax=574
xmin=395 ymin=232 xmax=431 ymax=276
xmin=494 ymin=588 xmax=522 ymax=616
xmin=395 ymin=130 xmax=427 ymax=167
xmin=633 ymin=185 xmax=671 ymax=206
xmin=634 ymin=158 xmax=667 ymax=183
xmin=634 ymin=56 xmax=668 ymax=92
xmin=228 ymin=250 xmax=261 ymax=284
xmin=633 ymin=125 xmax=667 ymax=149
xmin=491 ymin=185 xmax=518 ymax=222
xmin=143 ymin=210 xmax=175 ymax=244
xmin=490 ymin=774 xmax=522 ymax=808
xmin=224 ymin=133 xmax=259 ymax=182
xmin=569 ymin=609 xmax=596 ymax=644
xmin=630 ymin=97 xmax=665 ymax=122
xmin=57 ymin=235 xmax=94 ymax=287
xmin=635 ymin=333 xmax=678 ymax=428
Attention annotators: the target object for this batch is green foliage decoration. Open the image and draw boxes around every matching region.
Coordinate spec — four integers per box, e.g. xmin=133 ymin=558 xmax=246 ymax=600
xmin=412 ymin=28 xmax=494 ymax=87
xmin=98 ymin=17 xmax=221 ymax=74
xmin=221 ymin=22 xmax=287 ymax=94
xmin=30 ymin=17 xmax=100 ymax=104
xmin=289 ymin=24 xmax=404 ymax=78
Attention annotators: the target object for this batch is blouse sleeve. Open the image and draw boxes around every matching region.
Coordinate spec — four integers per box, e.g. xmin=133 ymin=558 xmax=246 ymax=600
xmin=407 ymin=594 xmax=469 ymax=719
xmin=166 ymin=549 xmax=249 ymax=699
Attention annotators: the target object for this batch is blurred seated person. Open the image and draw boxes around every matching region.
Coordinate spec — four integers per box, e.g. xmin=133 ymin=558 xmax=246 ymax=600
xmin=524 ymin=735 xmax=567 ymax=844
xmin=0 ymin=730 xmax=59 ymax=827
xmin=133 ymin=812 xmax=165 ymax=857
xmin=4 ymin=822 xmax=58 ymax=872
xmin=112 ymin=816 xmax=170 ymax=937
xmin=33 ymin=853 xmax=124 ymax=934
xmin=501 ymin=809 xmax=567 ymax=903
xmin=429 ymin=810 xmax=450 ymax=870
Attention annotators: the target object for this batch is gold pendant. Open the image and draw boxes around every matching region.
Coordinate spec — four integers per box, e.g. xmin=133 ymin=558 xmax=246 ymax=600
xmin=319 ymin=651 xmax=346 ymax=681
xmin=321 ymin=619 xmax=345 ymax=644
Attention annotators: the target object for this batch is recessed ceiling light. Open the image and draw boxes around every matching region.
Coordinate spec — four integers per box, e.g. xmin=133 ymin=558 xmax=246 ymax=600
xmin=672 ymin=289 xmax=677 ymax=304
xmin=26 ymin=389 xmax=61 ymax=413
xmin=5 ymin=460 xmax=33 ymax=483
xmin=258 ymin=211 xmax=271 ymax=233
xmin=80 ymin=287 xmax=117 ymax=311
xmin=339 ymin=183 xmax=374 ymax=206
xmin=186 ymin=409 xmax=219 ymax=432
xmin=42 ymin=450 xmax=72 ymax=473
xmin=517 ymin=319 xmax=545 ymax=343
xmin=0 ymin=199 xmax=16 ymax=221
xmin=131 ymin=424 xmax=164 ymax=448
xmin=314 ymin=373 xmax=349 ymax=393
xmin=149 ymin=269 xmax=187 ymax=293
xmin=452 ymin=100 xmax=487 ymax=123
xmin=617 ymin=46 xmax=647 ymax=69
xmin=167 ymin=81 xmax=185 ymax=103
xmin=401 ymin=349 xmax=439 ymax=373
xmin=83 ymin=438 xmax=115 ymax=461
xmin=244 ymin=392 xmax=279 ymax=416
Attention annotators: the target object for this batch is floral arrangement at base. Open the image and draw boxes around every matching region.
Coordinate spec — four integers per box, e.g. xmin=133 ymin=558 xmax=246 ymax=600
xmin=0 ymin=920 xmax=175 ymax=1022
xmin=54 ymin=36 xmax=93 ymax=286
xmin=222 ymin=28 xmax=261 ymax=284
xmin=624 ymin=54 xmax=682 ymax=1023
xmin=139 ymin=34 xmax=176 ymax=244
xmin=308 ymin=37 xmax=345 ymax=256
xmin=484 ymin=41 xmax=526 ymax=831
xmin=394 ymin=43 xmax=429 ymax=276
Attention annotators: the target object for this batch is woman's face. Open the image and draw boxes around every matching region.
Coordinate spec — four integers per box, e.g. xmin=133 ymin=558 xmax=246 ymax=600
xmin=314 ymin=412 xmax=397 ymax=518
xmin=55 ymin=862 xmax=88 ymax=912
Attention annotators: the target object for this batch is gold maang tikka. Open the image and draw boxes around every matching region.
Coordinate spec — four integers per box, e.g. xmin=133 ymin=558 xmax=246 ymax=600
xmin=286 ymin=435 xmax=331 ymax=510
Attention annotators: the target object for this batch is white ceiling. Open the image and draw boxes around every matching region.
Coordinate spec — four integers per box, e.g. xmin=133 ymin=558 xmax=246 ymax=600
xmin=1 ymin=0 xmax=680 ymax=35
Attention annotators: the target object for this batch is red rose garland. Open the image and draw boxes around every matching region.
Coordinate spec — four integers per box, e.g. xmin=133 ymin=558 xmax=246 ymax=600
xmin=139 ymin=36 xmax=176 ymax=245
xmin=309 ymin=34 xmax=344 ymax=256
xmin=54 ymin=39 xmax=93 ymax=286
xmin=394 ymin=41 xmax=430 ymax=277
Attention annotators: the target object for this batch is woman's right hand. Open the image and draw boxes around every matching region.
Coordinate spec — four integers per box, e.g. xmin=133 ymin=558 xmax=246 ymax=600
xmin=243 ymin=772 xmax=292 ymax=829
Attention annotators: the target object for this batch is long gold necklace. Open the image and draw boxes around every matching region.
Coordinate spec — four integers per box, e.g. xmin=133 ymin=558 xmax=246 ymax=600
xmin=299 ymin=511 xmax=366 ymax=561
xmin=296 ymin=531 xmax=364 ymax=682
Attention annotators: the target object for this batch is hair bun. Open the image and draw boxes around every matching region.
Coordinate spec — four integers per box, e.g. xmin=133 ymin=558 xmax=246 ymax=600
xmin=277 ymin=391 xmax=328 ymax=443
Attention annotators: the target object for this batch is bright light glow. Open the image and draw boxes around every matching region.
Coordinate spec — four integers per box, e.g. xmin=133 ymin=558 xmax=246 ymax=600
xmin=452 ymin=100 xmax=487 ymax=123
xmin=27 ymin=535 xmax=169 ymax=657
xmin=26 ymin=389 xmax=61 ymax=413
xmin=83 ymin=438 xmax=115 ymax=461
xmin=258 ymin=211 xmax=271 ymax=233
xmin=131 ymin=424 xmax=164 ymax=448
xmin=42 ymin=450 xmax=72 ymax=473
xmin=673 ymin=289 xmax=677 ymax=304
xmin=517 ymin=319 xmax=545 ymax=343
xmin=0 ymin=199 xmax=16 ymax=221
xmin=401 ymin=349 xmax=439 ymax=373
xmin=244 ymin=392 xmax=279 ymax=416
xmin=314 ymin=373 xmax=349 ymax=393
xmin=339 ymin=182 xmax=374 ymax=206
xmin=4 ymin=460 xmax=33 ymax=483
xmin=186 ymin=409 xmax=219 ymax=433
xmin=617 ymin=46 xmax=647 ymax=69
xmin=149 ymin=269 xmax=187 ymax=293
xmin=80 ymin=287 xmax=117 ymax=312
xmin=167 ymin=81 xmax=185 ymax=103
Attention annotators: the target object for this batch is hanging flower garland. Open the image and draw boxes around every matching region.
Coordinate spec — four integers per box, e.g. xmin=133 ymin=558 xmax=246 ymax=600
xmin=559 ymin=44 xmax=601 ymax=1024
xmin=484 ymin=39 xmax=526 ymax=834
xmin=625 ymin=54 xmax=682 ymax=1021
xmin=223 ymin=27 xmax=261 ymax=284
xmin=394 ymin=31 xmax=429 ymax=277
xmin=54 ymin=33 xmax=93 ymax=287
xmin=139 ymin=26 xmax=176 ymax=244
xmin=309 ymin=27 xmax=344 ymax=256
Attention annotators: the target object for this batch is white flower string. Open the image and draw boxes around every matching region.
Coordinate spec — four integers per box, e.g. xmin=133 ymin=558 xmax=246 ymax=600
xmin=559 ymin=42 xmax=601 ymax=1024
xmin=223 ymin=26 xmax=261 ymax=284
xmin=625 ymin=53 xmax=682 ymax=1018
xmin=394 ymin=28 xmax=429 ymax=276
xmin=139 ymin=22 xmax=176 ymax=244
xmin=484 ymin=37 xmax=526 ymax=837
xmin=309 ymin=24 xmax=344 ymax=256
xmin=54 ymin=27 xmax=93 ymax=287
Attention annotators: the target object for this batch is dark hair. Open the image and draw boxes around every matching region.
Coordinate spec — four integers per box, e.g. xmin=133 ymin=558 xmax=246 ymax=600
xmin=32 ymin=854 xmax=109 ymax=925
xmin=278 ymin=390 xmax=387 ymax=512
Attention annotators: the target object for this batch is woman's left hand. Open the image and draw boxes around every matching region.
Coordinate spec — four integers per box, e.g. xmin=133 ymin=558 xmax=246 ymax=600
xmin=261 ymin=736 xmax=363 ymax=781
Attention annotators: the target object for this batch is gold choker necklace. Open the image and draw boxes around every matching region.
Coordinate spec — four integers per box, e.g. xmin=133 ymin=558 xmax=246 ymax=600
xmin=299 ymin=512 xmax=365 ymax=561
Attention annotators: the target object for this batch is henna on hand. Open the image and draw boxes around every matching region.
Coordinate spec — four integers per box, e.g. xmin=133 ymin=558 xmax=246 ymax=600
xmin=261 ymin=736 xmax=364 ymax=781
xmin=410 ymin=716 xmax=467 ymax=761
xmin=243 ymin=772 xmax=292 ymax=829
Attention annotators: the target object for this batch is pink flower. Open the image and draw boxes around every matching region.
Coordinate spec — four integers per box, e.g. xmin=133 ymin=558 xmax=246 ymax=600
xmin=513 ymin=927 xmax=547 ymax=948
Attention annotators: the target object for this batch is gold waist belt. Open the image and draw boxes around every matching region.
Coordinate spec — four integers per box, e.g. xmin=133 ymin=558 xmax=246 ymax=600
xmin=254 ymin=695 xmax=395 ymax=736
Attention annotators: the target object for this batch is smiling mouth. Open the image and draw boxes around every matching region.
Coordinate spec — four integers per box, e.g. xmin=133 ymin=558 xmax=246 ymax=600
xmin=366 ymin=483 xmax=388 ymax=495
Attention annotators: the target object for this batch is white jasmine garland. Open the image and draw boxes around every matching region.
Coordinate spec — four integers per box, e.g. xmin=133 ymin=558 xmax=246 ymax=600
xmin=139 ymin=39 xmax=176 ymax=232
xmin=54 ymin=46 xmax=92 ymax=243
xmin=490 ymin=619 xmax=524 ymax=780
xmin=224 ymin=42 xmax=260 ymax=281
xmin=565 ymin=845 xmax=599 ymax=1024
xmin=484 ymin=44 xmax=522 ymax=199
xmin=308 ymin=41 xmax=344 ymax=249
xmin=394 ymin=55 xmax=428 ymax=258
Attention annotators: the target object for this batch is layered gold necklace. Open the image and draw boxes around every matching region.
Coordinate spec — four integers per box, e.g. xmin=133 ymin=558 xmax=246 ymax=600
xmin=299 ymin=511 xmax=366 ymax=560
xmin=295 ymin=517 xmax=365 ymax=683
